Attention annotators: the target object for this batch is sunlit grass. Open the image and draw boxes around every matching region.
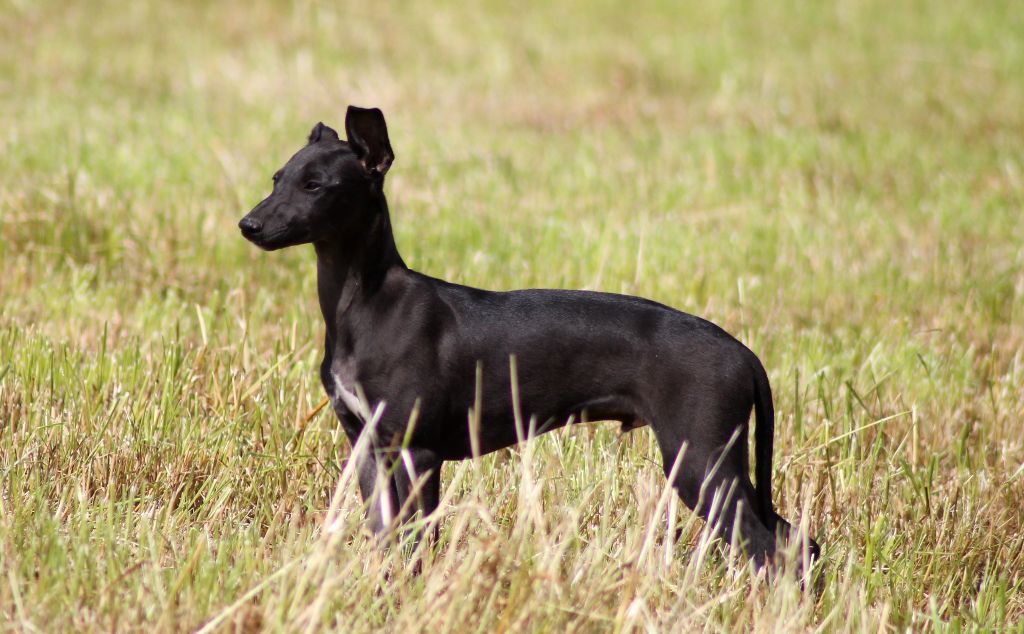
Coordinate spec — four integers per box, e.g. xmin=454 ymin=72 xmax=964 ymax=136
xmin=1 ymin=0 xmax=1022 ymax=631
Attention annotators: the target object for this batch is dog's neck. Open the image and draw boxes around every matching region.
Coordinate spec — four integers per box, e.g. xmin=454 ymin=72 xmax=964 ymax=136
xmin=314 ymin=191 xmax=406 ymax=344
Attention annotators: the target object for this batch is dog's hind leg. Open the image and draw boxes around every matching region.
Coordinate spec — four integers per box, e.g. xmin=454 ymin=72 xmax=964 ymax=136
xmin=649 ymin=398 xmax=779 ymax=568
xmin=768 ymin=513 xmax=822 ymax=566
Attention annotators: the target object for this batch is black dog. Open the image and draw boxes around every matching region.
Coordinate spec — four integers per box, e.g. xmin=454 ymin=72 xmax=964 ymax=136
xmin=239 ymin=106 xmax=820 ymax=569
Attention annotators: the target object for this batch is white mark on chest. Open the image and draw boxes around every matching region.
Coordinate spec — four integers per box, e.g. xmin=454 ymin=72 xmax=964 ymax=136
xmin=331 ymin=371 xmax=367 ymax=420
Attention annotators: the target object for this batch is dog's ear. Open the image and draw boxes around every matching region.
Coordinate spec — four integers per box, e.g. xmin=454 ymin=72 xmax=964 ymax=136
xmin=345 ymin=106 xmax=394 ymax=177
xmin=308 ymin=122 xmax=340 ymax=144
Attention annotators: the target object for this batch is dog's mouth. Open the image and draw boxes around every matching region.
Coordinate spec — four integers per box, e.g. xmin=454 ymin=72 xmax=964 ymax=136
xmin=239 ymin=225 xmax=308 ymax=251
xmin=242 ymin=230 xmax=283 ymax=251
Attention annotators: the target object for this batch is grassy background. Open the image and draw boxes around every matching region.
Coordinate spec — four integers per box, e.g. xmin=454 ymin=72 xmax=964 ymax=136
xmin=1 ymin=0 xmax=1022 ymax=631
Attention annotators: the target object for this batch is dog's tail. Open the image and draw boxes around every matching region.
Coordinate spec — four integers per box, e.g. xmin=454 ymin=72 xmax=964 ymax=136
xmin=751 ymin=356 xmax=777 ymax=529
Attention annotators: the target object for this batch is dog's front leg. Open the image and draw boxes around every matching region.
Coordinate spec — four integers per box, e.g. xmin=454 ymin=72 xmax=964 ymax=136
xmin=352 ymin=445 xmax=401 ymax=536
xmin=331 ymin=404 xmax=400 ymax=536
xmin=392 ymin=447 xmax=443 ymax=548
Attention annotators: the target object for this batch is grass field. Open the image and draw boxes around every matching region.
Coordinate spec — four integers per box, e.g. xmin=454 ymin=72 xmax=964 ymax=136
xmin=2 ymin=1 xmax=1023 ymax=631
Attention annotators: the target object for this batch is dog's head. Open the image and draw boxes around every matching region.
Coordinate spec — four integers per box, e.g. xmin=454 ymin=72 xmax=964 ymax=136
xmin=238 ymin=105 xmax=394 ymax=250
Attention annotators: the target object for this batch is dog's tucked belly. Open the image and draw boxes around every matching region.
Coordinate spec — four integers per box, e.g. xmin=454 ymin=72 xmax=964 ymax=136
xmin=430 ymin=388 xmax=648 ymax=459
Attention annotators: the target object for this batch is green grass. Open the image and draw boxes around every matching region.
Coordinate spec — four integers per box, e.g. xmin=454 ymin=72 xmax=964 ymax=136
xmin=1 ymin=0 xmax=1023 ymax=631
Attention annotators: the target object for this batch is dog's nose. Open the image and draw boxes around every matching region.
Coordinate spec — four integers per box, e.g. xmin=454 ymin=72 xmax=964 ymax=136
xmin=238 ymin=217 xmax=262 ymax=236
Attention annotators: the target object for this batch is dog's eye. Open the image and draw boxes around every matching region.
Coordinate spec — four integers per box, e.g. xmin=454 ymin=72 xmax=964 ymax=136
xmin=304 ymin=181 xmax=322 ymax=191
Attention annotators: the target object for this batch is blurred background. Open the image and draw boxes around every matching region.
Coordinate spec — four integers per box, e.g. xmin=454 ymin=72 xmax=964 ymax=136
xmin=1 ymin=1 xmax=1021 ymax=631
